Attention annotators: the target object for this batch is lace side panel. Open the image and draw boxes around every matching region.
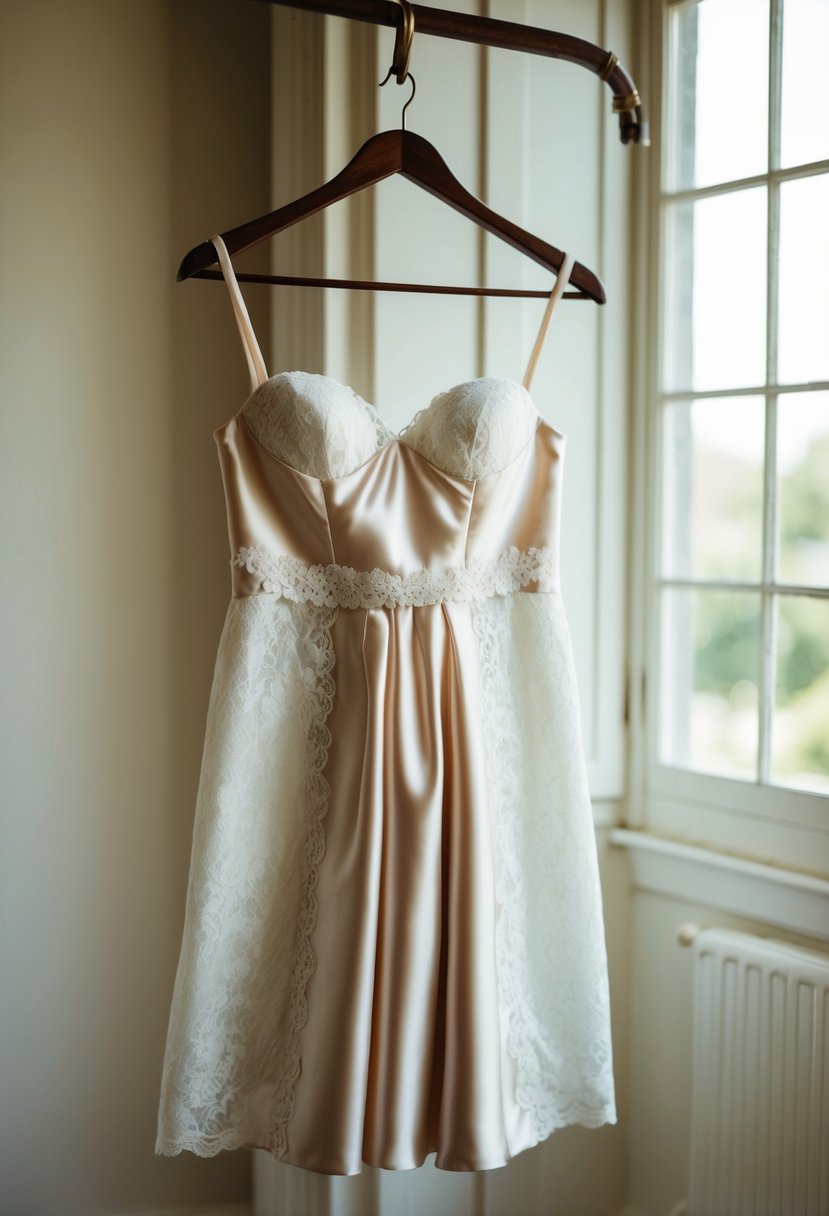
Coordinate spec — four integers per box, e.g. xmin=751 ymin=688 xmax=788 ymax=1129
xmin=472 ymin=592 xmax=617 ymax=1139
xmin=155 ymin=594 xmax=336 ymax=1158
xmin=232 ymin=544 xmax=558 ymax=608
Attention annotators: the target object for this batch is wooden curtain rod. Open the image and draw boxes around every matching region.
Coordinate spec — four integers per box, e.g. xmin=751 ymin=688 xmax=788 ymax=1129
xmin=259 ymin=0 xmax=649 ymax=146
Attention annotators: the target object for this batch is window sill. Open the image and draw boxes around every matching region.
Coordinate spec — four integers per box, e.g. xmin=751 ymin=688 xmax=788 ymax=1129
xmin=610 ymin=827 xmax=829 ymax=941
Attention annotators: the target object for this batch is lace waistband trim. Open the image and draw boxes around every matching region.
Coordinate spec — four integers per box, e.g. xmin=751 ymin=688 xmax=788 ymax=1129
xmin=231 ymin=544 xmax=557 ymax=609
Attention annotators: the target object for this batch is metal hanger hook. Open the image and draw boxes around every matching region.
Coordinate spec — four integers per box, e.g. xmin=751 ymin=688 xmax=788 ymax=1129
xmin=400 ymin=73 xmax=416 ymax=129
xmin=378 ymin=68 xmax=416 ymax=129
xmin=378 ymin=67 xmax=417 ymax=130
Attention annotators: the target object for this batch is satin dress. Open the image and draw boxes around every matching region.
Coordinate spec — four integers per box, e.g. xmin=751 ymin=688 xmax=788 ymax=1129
xmin=154 ymin=235 xmax=616 ymax=1176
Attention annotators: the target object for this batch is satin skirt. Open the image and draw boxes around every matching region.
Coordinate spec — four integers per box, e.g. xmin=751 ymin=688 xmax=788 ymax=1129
xmin=155 ymin=591 xmax=616 ymax=1174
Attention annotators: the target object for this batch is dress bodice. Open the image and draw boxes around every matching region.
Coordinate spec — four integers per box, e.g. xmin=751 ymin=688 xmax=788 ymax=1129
xmin=214 ymin=370 xmax=567 ymax=598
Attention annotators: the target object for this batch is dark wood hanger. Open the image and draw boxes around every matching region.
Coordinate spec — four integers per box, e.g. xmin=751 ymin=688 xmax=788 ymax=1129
xmin=178 ymin=126 xmax=605 ymax=303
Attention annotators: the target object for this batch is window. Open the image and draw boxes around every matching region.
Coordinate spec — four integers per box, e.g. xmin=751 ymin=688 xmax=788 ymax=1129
xmin=644 ymin=0 xmax=829 ymax=853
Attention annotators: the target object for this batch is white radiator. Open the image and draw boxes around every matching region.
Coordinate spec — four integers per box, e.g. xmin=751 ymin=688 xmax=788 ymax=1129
xmin=682 ymin=926 xmax=829 ymax=1216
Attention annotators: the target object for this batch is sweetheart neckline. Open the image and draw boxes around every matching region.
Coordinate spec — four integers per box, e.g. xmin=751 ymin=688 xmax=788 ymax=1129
xmin=239 ymin=370 xmax=565 ymax=439
xmin=216 ymin=369 xmax=566 ymax=485
xmin=235 ymin=406 xmax=551 ymax=486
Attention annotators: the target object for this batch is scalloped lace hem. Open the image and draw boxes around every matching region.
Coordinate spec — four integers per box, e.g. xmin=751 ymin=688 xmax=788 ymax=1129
xmin=231 ymin=544 xmax=558 ymax=608
xmin=155 ymin=1130 xmax=252 ymax=1158
xmin=155 ymin=1100 xmax=617 ymax=1165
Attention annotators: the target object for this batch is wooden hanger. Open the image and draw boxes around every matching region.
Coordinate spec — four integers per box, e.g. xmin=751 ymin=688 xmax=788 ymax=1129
xmin=177 ymin=1 xmax=605 ymax=303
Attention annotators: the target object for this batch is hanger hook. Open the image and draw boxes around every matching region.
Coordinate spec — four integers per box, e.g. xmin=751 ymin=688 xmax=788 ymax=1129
xmin=379 ymin=0 xmax=416 ymax=130
xmin=378 ymin=68 xmax=417 ymax=130
xmin=400 ymin=73 xmax=416 ymax=129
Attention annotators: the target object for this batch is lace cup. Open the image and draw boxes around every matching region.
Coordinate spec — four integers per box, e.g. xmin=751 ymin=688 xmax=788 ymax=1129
xmin=242 ymin=372 xmax=390 ymax=479
xmin=400 ymin=378 xmax=538 ymax=480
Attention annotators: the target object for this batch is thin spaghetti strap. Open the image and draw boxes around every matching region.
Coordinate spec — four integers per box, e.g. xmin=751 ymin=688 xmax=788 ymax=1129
xmin=209 ymin=234 xmax=269 ymax=393
xmin=521 ymin=252 xmax=576 ymax=393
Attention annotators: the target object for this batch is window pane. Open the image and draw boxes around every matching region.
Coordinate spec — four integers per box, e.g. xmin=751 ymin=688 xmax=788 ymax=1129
xmin=660 ymin=588 xmax=760 ymax=779
xmin=777 ymin=391 xmax=829 ymax=587
xmin=663 ymin=397 xmax=765 ymax=579
xmin=778 ymin=174 xmax=829 ymax=384
xmin=772 ymin=595 xmax=829 ymax=794
xmin=664 ymin=190 xmax=767 ymax=392
xmin=667 ymin=0 xmax=769 ymax=191
xmin=781 ymin=0 xmax=829 ymax=169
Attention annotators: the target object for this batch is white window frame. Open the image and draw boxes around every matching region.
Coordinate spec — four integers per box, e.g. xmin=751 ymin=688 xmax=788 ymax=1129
xmin=627 ymin=0 xmax=829 ymax=873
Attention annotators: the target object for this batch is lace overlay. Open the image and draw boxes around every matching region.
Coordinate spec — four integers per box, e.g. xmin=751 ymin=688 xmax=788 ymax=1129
xmin=241 ymin=371 xmax=392 ymax=478
xmin=472 ymin=593 xmax=617 ymax=1139
xmin=268 ymin=602 xmax=336 ymax=1157
xmin=155 ymin=595 xmax=337 ymax=1159
xmin=239 ymin=371 xmax=543 ymax=481
xmin=399 ymin=378 xmax=540 ymax=480
xmin=231 ymin=544 xmax=558 ymax=608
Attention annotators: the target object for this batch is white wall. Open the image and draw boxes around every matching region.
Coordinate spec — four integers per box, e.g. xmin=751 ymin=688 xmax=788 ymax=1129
xmin=0 ymin=2 xmax=270 ymax=1212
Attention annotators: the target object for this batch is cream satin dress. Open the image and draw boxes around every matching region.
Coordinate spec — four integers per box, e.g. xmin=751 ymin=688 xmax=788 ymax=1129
xmin=154 ymin=234 xmax=616 ymax=1175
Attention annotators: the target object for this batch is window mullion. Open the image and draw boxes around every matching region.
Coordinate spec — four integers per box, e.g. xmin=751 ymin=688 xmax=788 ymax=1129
xmin=658 ymin=577 xmax=829 ymax=601
xmin=758 ymin=567 xmax=776 ymax=783
xmin=663 ymin=157 xmax=829 ymax=207
xmin=759 ymin=0 xmax=784 ymax=784
xmin=662 ymin=379 xmax=829 ymax=402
